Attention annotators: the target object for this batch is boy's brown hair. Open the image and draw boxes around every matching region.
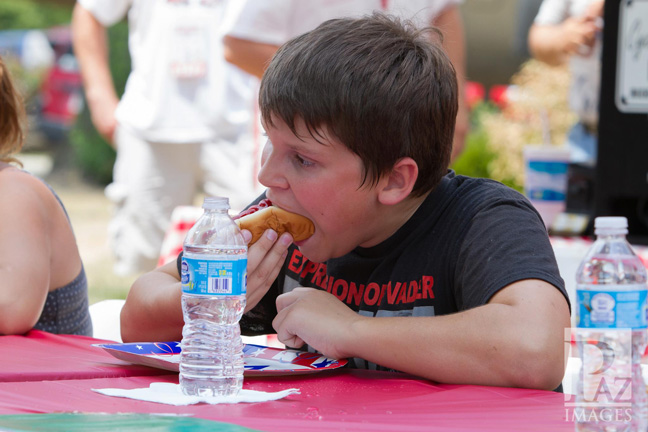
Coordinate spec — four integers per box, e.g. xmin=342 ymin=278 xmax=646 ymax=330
xmin=259 ymin=12 xmax=458 ymax=196
xmin=0 ymin=57 xmax=25 ymax=166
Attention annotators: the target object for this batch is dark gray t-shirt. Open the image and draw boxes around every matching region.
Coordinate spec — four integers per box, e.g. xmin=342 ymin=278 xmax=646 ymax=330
xmin=239 ymin=172 xmax=569 ymax=371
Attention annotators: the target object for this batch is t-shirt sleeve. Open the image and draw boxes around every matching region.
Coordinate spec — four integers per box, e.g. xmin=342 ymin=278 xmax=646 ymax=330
xmin=533 ymin=0 xmax=570 ymax=26
xmin=76 ymin=0 xmax=131 ymax=27
xmin=453 ymin=188 xmax=569 ymax=311
xmin=222 ymin=0 xmax=296 ymax=46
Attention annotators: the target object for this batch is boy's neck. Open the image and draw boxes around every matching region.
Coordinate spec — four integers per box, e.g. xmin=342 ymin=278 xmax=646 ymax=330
xmin=363 ymin=192 xmax=430 ymax=248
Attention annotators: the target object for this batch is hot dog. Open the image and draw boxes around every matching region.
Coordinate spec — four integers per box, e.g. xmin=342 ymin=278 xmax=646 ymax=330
xmin=235 ymin=203 xmax=314 ymax=245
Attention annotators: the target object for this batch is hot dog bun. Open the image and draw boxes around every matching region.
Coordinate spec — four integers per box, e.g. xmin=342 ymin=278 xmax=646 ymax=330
xmin=235 ymin=206 xmax=314 ymax=245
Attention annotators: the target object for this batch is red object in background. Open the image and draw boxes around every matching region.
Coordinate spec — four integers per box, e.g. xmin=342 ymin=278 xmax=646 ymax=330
xmin=38 ymin=26 xmax=84 ymax=132
xmin=157 ymin=199 xmax=274 ymax=268
xmin=464 ymin=81 xmax=485 ymax=110
xmin=488 ymin=84 xmax=510 ymax=110
xmin=39 ymin=54 xmax=83 ymax=127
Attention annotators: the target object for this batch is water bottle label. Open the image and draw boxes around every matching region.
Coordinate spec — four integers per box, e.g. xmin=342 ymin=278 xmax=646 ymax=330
xmin=181 ymin=256 xmax=247 ymax=296
xmin=576 ymin=285 xmax=648 ymax=329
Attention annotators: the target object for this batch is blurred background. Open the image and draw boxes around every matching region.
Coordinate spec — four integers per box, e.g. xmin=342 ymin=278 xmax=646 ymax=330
xmin=4 ymin=0 xmax=574 ymax=304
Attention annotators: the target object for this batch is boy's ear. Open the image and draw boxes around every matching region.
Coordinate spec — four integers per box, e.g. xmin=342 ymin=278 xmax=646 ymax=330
xmin=377 ymin=157 xmax=419 ymax=205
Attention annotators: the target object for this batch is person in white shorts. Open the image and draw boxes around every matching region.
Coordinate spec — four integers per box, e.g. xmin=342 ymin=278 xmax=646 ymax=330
xmin=221 ymin=0 xmax=468 ymax=162
xmin=72 ymin=0 xmax=261 ymax=276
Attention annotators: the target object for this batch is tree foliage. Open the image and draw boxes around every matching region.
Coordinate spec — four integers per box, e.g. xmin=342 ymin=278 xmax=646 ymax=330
xmin=0 ymin=1 xmax=72 ymax=30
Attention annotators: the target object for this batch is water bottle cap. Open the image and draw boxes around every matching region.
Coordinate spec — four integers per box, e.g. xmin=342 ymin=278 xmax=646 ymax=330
xmin=594 ymin=216 xmax=628 ymax=234
xmin=202 ymin=196 xmax=230 ymax=210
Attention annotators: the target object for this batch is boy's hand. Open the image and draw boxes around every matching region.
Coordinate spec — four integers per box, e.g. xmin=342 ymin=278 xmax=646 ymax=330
xmin=243 ymin=229 xmax=293 ymax=312
xmin=273 ymin=287 xmax=362 ymax=360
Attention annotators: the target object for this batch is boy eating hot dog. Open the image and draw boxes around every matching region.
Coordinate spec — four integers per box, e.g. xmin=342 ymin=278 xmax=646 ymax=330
xmin=121 ymin=13 xmax=570 ymax=390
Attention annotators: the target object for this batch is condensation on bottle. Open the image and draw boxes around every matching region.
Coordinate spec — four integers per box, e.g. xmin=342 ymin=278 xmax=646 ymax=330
xmin=574 ymin=217 xmax=648 ymax=431
xmin=179 ymin=196 xmax=247 ymax=397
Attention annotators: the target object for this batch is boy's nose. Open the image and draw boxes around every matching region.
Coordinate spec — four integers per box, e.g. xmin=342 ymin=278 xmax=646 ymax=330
xmin=257 ymin=144 xmax=287 ymax=190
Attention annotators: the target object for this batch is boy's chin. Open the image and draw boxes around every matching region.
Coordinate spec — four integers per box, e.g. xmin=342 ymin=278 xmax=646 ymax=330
xmin=295 ymin=244 xmax=329 ymax=264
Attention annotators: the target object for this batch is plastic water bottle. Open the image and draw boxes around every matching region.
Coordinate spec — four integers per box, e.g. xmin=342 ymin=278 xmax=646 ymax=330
xmin=574 ymin=217 xmax=647 ymax=431
xmin=179 ymin=197 xmax=247 ymax=396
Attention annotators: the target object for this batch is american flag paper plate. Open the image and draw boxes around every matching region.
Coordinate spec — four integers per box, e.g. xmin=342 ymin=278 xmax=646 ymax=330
xmin=94 ymin=342 xmax=347 ymax=376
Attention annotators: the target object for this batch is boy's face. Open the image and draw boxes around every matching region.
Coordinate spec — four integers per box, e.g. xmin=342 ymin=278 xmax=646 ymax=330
xmin=258 ymin=116 xmax=383 ymax=263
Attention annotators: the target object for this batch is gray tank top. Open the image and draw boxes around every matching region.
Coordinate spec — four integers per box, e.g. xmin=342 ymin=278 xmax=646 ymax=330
xmin=32 ymin=177 xmax=92 ymax=336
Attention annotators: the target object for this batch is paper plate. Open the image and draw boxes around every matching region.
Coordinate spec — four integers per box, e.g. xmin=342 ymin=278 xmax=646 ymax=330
xmin=94 ymin=342 xmax=347 ymax=376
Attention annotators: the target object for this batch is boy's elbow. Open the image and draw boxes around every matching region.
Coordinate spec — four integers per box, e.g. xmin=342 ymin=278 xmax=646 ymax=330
xmin=508 ymin=338 xmax=566 ymax=390
xmin=497 ymin=282 xmax=570 ymax=390
xmin=515 ymin=359 xmax=565 ymax=391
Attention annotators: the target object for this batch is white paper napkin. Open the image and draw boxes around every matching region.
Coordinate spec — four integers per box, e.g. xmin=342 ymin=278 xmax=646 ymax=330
xmin=93 ymin=382 xmax=299 ymax=406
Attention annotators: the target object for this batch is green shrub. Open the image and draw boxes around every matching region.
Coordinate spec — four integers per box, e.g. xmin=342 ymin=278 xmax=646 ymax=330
xmin=452 ymin=103 xmax=496 ymax=176
xmin=451 ymin=126 xmax=495 ymax=179
xmin=0 ymin=1 xmax=71 ymax=30
xmin=451 ymin=102 xmax=523 ymax=192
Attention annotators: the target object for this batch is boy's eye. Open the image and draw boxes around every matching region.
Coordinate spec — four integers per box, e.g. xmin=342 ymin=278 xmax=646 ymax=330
xmin=295 ymin=154 xmax=315 ymax=168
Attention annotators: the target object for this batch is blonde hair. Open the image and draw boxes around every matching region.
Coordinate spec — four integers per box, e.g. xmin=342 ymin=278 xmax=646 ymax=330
xmin=0 ymin=56 xmax=25 ymax=166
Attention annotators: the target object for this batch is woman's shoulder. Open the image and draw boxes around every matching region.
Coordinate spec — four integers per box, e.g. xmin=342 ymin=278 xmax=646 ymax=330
xmin=0 ymin=166 xmax=60 ymax=216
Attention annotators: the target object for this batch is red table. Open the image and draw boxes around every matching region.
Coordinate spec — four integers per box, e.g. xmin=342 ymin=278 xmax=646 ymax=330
xmin=0 ymin=331 xmax=575 ymax=431
xmin=1 ymin=330 xmax=169 ymax=382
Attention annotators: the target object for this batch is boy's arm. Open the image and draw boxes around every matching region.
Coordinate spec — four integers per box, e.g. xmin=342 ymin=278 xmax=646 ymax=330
xmin=274 ymin=279 xmax=570 ymax=390
xmin=120 ymin=229 xmax=293 ymax=342
xmin=71 ymin=3 xmax=119 ymax=143
xmin=223 ymin=35 xmax=279 ymax=79
xmin=432 ymin=5 xmax=467 ymax=162
xmin=120 ymin=261 xmax=185 ymax=343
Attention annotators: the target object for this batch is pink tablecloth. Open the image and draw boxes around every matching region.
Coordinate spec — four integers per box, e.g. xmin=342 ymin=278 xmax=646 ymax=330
xmin=0 ymin=371 xmax=572 ymax=432
xmin=0 ymin=331 xmax=574 ymax=431
xmin=1 ymin=330 xmax=169 ymax=382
